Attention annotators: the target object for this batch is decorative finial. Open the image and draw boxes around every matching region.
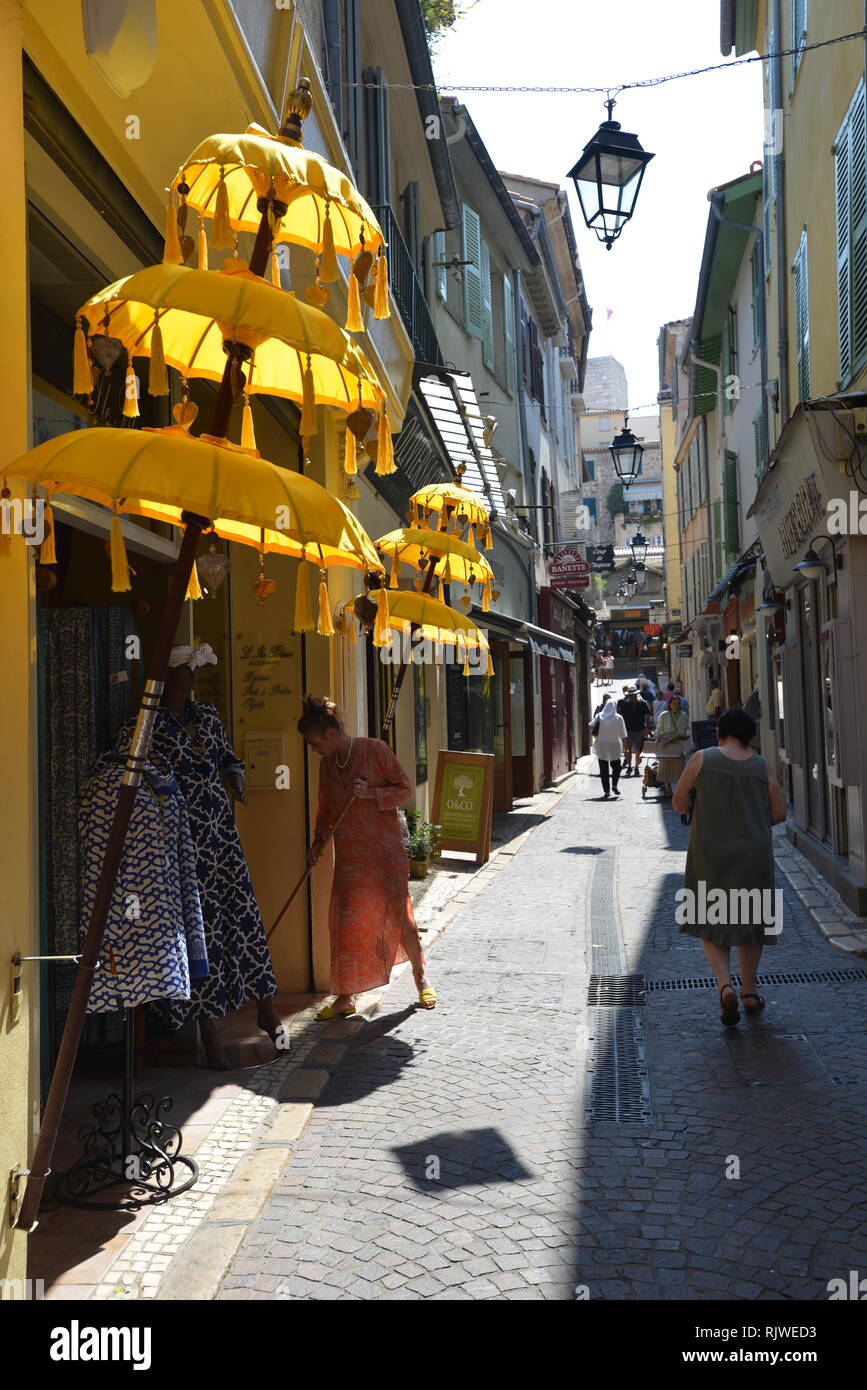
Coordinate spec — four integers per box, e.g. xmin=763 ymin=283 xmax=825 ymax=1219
xmin=280 ymin=77 xmax=313 ymax=143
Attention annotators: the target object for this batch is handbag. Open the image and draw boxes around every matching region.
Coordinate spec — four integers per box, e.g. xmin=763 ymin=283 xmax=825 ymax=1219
xmin=680 ymin=790 xmax=696 ymax=826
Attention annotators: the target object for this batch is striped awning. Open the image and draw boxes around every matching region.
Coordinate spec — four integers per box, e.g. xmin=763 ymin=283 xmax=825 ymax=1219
xmin=622 ymin=480 xmax=663 ymax=501
xmin=416 ymin=367 xmax=506 ymax=513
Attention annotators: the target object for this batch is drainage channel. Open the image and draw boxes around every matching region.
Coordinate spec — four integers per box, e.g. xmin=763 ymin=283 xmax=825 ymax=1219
xmin=583 ymin=848 xmax=653 ymax=1126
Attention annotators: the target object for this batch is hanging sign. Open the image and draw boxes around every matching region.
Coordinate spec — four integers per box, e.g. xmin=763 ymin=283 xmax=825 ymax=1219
xmin=548 ymin=547 xmax=591 ymax=585
xmin=432 ymin=750 xmax=495 ymax=865
xmin=588 ymin=544 xmax=615 ymax=573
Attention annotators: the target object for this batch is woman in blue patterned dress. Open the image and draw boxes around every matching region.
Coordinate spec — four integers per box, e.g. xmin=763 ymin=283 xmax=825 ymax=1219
xmin=121 ymin=644 xmax=281 ymax=1068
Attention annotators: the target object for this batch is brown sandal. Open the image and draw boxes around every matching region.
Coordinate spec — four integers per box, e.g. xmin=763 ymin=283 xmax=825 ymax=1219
xmin=719 ymin=983 xmax=740 ymax=1027
xmin=741 ymin=993 xmax=765 ymax=1013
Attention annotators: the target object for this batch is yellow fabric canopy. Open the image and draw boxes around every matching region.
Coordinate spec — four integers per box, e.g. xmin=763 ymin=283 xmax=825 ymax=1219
xmin=79 ymin=263 xmax=383 ymax=413
xmin=357 ymin=590 xmax=489 ymax=651
xmin=174 ymin=127 xmax=385 ymax=260
xmin=9 ymin=427 xmax=383 ymax=573
xmin=375 ymin=526 xmax=494 ymax=588
xmin=410 ymin=482 xmax=491 ymax=537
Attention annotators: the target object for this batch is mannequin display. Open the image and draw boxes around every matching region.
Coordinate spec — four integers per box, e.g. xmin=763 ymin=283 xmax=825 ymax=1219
xmin=119 ymin=643 xmax=282 ymax=1068
xmin=80 ymin=749 xmax=208 ymax=1013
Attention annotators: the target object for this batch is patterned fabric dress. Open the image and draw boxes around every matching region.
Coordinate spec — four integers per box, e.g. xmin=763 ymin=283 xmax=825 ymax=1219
xmin=315 ymin=738 xmax=417 ymax=995
xmin=80 ymin=752 xmax=208 ymax=1013
xmin=120 ymin=701 xmax=276 ymax=1024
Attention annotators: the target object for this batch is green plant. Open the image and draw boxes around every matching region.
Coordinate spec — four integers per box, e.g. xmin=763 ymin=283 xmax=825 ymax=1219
xmin=421 ymin=0 xmax=479 ymax=49
xmin=606 ymin=483 xmax=625 ymax=519
xmin=407 ymin=820 xmax=441 ymax=861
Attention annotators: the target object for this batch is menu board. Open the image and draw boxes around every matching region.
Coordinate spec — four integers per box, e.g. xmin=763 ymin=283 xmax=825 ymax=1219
xmin=432 ymin=749 xmax=495 ymax=865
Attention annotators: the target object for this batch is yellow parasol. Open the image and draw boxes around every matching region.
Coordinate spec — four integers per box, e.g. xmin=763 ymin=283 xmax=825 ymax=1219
xmin=409 ymin=481 xmax=493 ymax=548
xmin=375 ymin=526 xmax=494 ymax=608
xmin=342 ymin=589 xmax=490 ymax=668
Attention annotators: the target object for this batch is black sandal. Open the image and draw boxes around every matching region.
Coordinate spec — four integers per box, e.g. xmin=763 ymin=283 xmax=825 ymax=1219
xmin=719 ymin=984 xmax=740 ymax=1027
xmin=741 ymin=993 xmax=765 ymax=1013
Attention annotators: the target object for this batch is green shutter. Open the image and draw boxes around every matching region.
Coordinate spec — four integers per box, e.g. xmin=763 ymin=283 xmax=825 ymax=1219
xmin=722 ymin=319 xmax=732 ymax=416
xmin=433 ymin=230 xmax=446 ymax=301
xmin=461 ymin=204 xmax=483 ymax=341
xmin=751 ymin=245 xmax=761 ymax=345
xmin=791 ymin=0 xmax=806 ymax=83
xmin=793 ymin=232 xmax=810 ymax=401
xmin=503 ymin=274 xmax=516 ymax=396
xmin=754 ymin=412 xmax=766 ymax=484
xmin=723 ymin=451 xmax=740 ymax=559
xmin=480 ymin=240 xmax=494 ymax=370
xmin=713 ymin=498 xmax=723 ymax=582
xmin=851 ymin=89 xmax=867 ymax=369
xmin=695 ymin=334 xmax=722 ymax=415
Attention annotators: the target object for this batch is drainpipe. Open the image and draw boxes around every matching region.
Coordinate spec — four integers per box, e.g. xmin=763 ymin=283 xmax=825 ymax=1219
xmin=709 ymin=189 xmax=770 ymax=472
xmin=323 ymin=0 xmax=343 ymax=132
xmin=513 ymin=266 xmax=537 ymax=624
xmin=772 ymin=0 xmax=789 ymax=422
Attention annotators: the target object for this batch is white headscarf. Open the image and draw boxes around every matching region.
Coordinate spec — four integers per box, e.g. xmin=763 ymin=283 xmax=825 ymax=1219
xmin=598 ymin=698 xmax=619 ymax=721
xmin=169 ymin=643 xmax=218 ymax=670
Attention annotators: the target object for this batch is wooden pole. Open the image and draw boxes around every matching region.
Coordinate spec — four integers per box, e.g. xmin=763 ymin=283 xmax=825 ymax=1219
xmin=16 ymin=513 xmax=209 ymax=1231
xmin=266 ymin=793 xmax=356 ymax=943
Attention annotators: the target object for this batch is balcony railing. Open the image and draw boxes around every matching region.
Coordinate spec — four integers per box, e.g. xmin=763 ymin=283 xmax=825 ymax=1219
xmin=375 ymin=204 xmax=443 ymax=367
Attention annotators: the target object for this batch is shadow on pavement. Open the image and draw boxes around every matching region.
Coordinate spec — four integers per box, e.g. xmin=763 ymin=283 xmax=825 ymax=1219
xmin=392 ymin=1126 xmax=534 ymax=1191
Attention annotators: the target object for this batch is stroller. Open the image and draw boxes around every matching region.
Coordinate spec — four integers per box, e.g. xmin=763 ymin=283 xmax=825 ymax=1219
xmin=641 ymin=758 xmax=662 ymax=800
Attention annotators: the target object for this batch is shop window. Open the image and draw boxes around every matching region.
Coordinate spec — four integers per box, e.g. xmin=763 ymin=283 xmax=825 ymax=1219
xmin=414 ymin=662 xmax=428 ymax=784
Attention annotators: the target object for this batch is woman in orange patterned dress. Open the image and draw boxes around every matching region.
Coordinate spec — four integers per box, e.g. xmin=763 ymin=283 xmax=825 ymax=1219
xmin=299 ymin=696 xmax=436 ymax=1020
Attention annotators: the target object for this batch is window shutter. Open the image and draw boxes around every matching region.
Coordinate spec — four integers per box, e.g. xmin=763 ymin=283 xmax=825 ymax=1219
xmin=713 ymin=498 xmax=723 ymax=583
xmin=432 ymin=230 xmax=447 ymax=300
xmin=791 ymin=0 xmax=806 ymax=83
xmin=836 ymin=105 xmax=852 ymax=382
xmin=503 ymin=274 xmax=516 ymax=395
xmin=793 ymin=232 xmax=810 ymax=402
xmin=345 ymin=0 xmax=363 ymax=180
xmin=363 ymin=68 xmax=390 ymax=209
xmin=850 ymin=90 xmax=867 ymax=370
xmin=723 ymin=451 xmax=740 ymax=559
xmin=402 ymin=181 xmax=421 ymax=278
xmin=722 ymin=318 xmax=732 ymax=416
xmin=751 ymin=245 xmax=761 ymax=345
xmin=461 ymin=204 xmax=483 ymax=340
xmin=520 ymin=304 xmax=531 ymax=387
xmin=480 ymin=240 xmax=494 ymax=370
xmin=753 ymin=411 xmax=766 ymax=484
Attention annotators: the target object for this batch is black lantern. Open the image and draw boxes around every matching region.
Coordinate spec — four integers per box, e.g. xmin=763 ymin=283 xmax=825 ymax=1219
xmin=630 ymin=530 xmax=648 ymax=565
xmin=609 ymin=415 xmax=644 ymax=485
xmin=792 ymin=533 xmax=841 ymax=582
xmin=625 ymin=571 xmax=638 ymax=597
xmin=633 ymin=561 xmax=647 ymax=590
xmin=567 ymin=98 xmax=655 ymax=250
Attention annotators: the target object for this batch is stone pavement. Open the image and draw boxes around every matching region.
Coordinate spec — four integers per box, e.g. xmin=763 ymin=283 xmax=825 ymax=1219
xmin=212 ymin=750 xmax=867 ymax=1302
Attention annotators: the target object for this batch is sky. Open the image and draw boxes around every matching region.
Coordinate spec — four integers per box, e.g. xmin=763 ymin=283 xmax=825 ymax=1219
xmin=432 ymin=0 xmax=764 ymax=412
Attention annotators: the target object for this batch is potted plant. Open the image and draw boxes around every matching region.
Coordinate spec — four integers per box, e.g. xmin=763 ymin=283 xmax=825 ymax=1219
xmin=406 ymin=816 xmax=441 ymax=879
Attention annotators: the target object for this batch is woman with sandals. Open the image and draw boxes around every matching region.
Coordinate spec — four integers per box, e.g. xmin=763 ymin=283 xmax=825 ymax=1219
xmin=672 ymin=706 xmax=788 ymax=1027
xmin=299 ymin=695 xmax=436 ymax=1020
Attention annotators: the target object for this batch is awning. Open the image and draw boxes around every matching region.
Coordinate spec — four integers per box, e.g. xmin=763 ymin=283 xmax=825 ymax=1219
xmin=523 ymin=621 xmax=575 ymax=664
xmin=469 ymin=608 xmax=529 ymax=644
xmin=622 ymin=481 xmax=663 ymax=501
xmin=416 ymin=366 xmax=506 ymax=512
xmin=705 ymin=556 xmax=756 ymax=607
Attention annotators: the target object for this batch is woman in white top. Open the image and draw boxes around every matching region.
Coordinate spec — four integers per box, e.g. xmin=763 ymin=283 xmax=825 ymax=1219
xmin=591 ymin=698 xmax=627 ymax=798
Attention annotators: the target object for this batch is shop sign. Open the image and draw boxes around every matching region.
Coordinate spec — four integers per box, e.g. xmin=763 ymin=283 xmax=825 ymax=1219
xmin=588 ymin=544 xmax=615 ymax=573
xmin=548 ymin=546 xmax=590 ymax=585
xmin=432 ymin=750 xmax=494 ymax=865
xmin=675 ymin=644 xmax=693 ymax=658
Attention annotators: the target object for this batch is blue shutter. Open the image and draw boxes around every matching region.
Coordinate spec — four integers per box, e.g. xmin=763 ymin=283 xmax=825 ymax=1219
xmin=480 ymin=240 xmax=494 ymax=370
xmin=461 ymin=204 xmax=483 ymax=341
xmin=503 ymin=274 xmax=516 ymax=395
xmin=793 ymin=232 xmax=811 ymax=402
xmin=432 ymin=230 xmax=447 ymax=301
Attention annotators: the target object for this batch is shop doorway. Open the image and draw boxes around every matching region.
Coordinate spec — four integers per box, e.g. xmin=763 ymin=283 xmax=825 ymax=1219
xmin=491 ymin=639 xmax=513 ymax=812
xmin=798 ymin=582 xmax=829 ymax=842
xmin=510 ymin=651 xmax=534 ymax=799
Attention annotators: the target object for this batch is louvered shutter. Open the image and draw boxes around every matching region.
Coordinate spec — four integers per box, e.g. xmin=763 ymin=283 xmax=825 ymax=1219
xmin=432 ymin=230 xmax=447 ymax=301
xmin=713 ymin=499 xmax=723 ymax=583
xmin=836 ymin=106 xmax=851 ymax=383
xmin=791 ymin=0 xmax=806 ymax=82
xmin=480 ymin=240 xmax=494 ymax=370
xmin=850 ymin=90 xmax=867 ymax=371
xmin=345 ymin=0 xmax=363 ymax=180
xmin=723 ymin=451 xmax=740 ymax=559
xmin=363 ymin=68 xmax=390 ymax=209
xmin=793 ymin=233 xmax=810 ymax=402
xmin=461 ymin=204 xmax=483 ymax=341
xmin=503 ymin=275 xmax=516 ymax=396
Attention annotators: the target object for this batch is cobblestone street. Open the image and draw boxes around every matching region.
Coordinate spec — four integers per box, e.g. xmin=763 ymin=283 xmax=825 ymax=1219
xmin=209 ymin=752 xmax=867 ymax=1303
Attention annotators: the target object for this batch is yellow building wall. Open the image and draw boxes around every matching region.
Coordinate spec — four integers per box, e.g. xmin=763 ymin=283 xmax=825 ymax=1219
xmin=0 ymin=0 xmax=38 ymax=1288
xmin=660 ymin=402 xmax=682 ymax=622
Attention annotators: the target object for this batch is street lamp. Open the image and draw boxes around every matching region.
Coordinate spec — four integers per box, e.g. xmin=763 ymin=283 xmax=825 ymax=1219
xmin=625 ymin=572 xmax=638 ymax=597
xmin=792 ymin=533 xmax=841 ymax=581
xmin=609 ymin=415 xmax=644 ymax=485
xmin=633 ymin=561 xmax=647 ymax=591
xmin=630 ymin=530 xmax=648 ymax=565
xmin=567 ymin=97 xmax=655 ymax=250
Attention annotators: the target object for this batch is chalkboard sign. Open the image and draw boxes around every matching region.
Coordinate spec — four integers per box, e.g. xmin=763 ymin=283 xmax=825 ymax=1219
xmin=432 ymin=749 xmax=495 ymax=865
xmin=691 ymin=719 xmax=719 ymax=750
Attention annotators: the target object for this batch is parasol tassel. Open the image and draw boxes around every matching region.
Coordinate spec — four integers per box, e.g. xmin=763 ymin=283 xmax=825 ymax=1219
xmin=122 ymin=363 xmax=139 ymax=419
xmin=437 ymin=507 xmax=447 ymax=530
xmin=376 ymin=407 xmax=395 ymax=476
xmin=241 ymin=397 xmax=257 ymax=450
xmin=389 ymin=551 xmax=399 ymax=589
xmin=373 ymin=586 xmax=391 ymax=647
xmin=343 ymin=429 xmax=357 ymax=475
xmin=437 ymin=577 xmax=445 ymax=604
xmin=148 ymin=318 xmax=169 ymax=396
xmin=317 ymin=571 xmax=335 ymax=636
xmin=299 ymin=356 xmax=317 ymax=440
xmin=110 ymin=510 xmax=132 ymax=592
xmin=345 ymin=270 xmax=364 ymax=332
xmin=212 ymin=173 xmax=233 ymax=248
xmin=461 ymin=640 xmax=470 ymax=678
xmin=163 ymin=193 xmax=183 ymax=265
xmin=320 ymin=206 xmax=339 ymax=283
xmin=373 ymin=249 xmax=390 ymax=319
xmin=197 ymin=220 xmax=209 ymax=270
xmin=466 ymin=524 xmax=475 ymax=549
xmin=73 ymin=319 xmax=92 ymax=395
xmin=482 ymin=576 xmax=491 ymax=613
xmin=271 ymin=247 xmax=282 ymax=287
xmin=487 ymin=650 xmax=494 ymax=677
xmin=40 ymin=499 xmax=57 ymax=564
xmin=185 ymin=561 xmax=203 ymax=601
xmin=293 ymin=564 xmax=314 ymax=632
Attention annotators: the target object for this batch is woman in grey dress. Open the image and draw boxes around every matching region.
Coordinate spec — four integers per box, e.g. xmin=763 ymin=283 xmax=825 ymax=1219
xmin=672 ymin=707 xmax=788 ymax=1026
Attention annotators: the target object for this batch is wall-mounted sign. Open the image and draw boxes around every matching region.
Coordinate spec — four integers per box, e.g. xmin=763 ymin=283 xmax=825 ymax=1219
xmin=548 ymin=547 xmax=590 ymax=586
xmin=675 ymin=644 xmax=693 ymax=658
xmin=588 ymin=544 xmax=615 ymax=573
xmin=432 ymin=750 xmax=494 ymax=865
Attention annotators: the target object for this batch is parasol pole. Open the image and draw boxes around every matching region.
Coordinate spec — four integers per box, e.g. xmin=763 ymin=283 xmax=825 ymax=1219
xmin=379 ymin=555 xmax=437 ymax=741
xmin=266 ymin=792 xmax=356 ymax=942
xmin=16 ymin=511 xmax=209 ymax=1231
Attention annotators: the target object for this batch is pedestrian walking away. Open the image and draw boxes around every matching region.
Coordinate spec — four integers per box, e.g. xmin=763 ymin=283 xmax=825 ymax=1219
xmin=654 ymin=694 xmax=691 ymax=798
xmin=591 ymin=697 xmax=626 ymax=798
xmin=299 ymin=695 xmax=436 ymax=1018
xmin=617 ymin=685 xmax=653 ymax=777
xmin=672 ymin=706 xmax=788 ymax=1027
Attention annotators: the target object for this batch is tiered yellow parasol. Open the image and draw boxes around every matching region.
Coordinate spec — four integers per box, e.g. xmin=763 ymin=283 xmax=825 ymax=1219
xmin=409 ymin=480 xmax=493 ymax=547
xmin=375 ymin=527 xmax=495 ymax=610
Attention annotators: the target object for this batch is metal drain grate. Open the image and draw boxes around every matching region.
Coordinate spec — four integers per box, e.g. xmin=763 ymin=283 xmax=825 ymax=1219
xmin=584 ymin=1008 xmax=652 ymax=1124
xmin=588 ymin=974 xmax=646 ymax=1006
xmin=647 ymin=967 xmax=867 ymax=992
